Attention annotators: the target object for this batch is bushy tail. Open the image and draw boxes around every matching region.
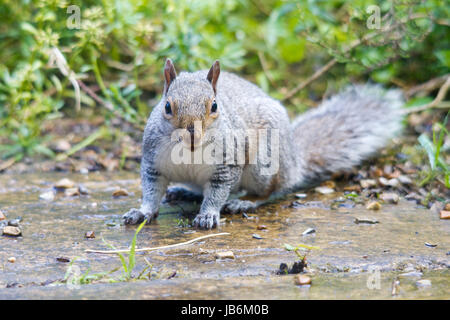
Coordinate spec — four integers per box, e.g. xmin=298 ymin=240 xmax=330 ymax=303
xmin=292 ymin=84 xmax=404 ymax=186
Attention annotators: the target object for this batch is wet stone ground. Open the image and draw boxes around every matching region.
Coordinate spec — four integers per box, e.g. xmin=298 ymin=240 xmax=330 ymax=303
xmin=0 ymin=172 xmax=448 ymax=299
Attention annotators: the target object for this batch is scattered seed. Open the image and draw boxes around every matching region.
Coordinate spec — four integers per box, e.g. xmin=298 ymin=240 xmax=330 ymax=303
xmin=302 ymin=228 xmax=316 ymax=236
xmin=8 ymin=257 xmax=16 ymax=263
xmin=257 ymin=225 xmax=267 ymax=230
xmin=56 ymin=257 xmax=70 ymax=263
xmin=0 ymin=210 xmax=5 ymax=221
xmin=321 ymin=181 xmax=336 ymax=189
xmin=343 ymin=185 xmax=361 ymax=192
xmin=440 ymin=210 xmax=450 ymax=220
xmin=215 ymin=251 xmax=235 ymax=259
xmin=85 ymin=231 xmax=95 ymax=239
xmin=252 ymin=233 xmax=262 ymax=239
xmin=424 ymin=242 xmax=437 ymax=248
xmin=354 ymin=218 xmax=379 ymax=224
xmin=112 ymin=188 xmax=129 ymax=197
xmin=294 ymin=274 xmax=311 ymax=286
xmin=366 ymin=201 xmax=381 ymax=210
xmin=295 ymin=193 xmax=307 ymax=199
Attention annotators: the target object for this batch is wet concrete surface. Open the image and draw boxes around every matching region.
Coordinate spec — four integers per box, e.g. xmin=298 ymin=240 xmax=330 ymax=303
xmin=0 ymin=172 xmax=448 ymax=299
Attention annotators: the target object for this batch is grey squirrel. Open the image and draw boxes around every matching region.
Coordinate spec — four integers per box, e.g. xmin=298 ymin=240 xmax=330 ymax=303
xmin=123 ymin=59 xmax=403 ymax=229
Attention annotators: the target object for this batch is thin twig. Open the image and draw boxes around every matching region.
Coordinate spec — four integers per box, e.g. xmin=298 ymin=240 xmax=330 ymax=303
xmin=85 ymin=232 xmax=230 ymax=254
xmin=258 ymin=51 xmax=276 ymax=87
xmin=283 ymin=13 xmax=432 ymax=101
xmin=403 ymin=76 xmax=450 ymax=114
xmin=405 ymin=74 xmax=449 ymax=99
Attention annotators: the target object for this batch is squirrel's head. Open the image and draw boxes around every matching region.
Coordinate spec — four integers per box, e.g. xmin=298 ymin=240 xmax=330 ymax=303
xmin=161 ymin=59 xmax=220 ymax=151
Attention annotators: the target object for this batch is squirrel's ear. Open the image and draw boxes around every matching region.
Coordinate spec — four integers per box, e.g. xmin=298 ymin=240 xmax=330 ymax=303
xmin=206 ymin=60 xmax=220 ymax=94
xmin=164 ymin=58 xmax=177 ymax=94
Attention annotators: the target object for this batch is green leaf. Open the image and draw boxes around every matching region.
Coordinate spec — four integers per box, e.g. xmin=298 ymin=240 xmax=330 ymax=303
xmin=418 ymin=133 xmax=436 ymax=171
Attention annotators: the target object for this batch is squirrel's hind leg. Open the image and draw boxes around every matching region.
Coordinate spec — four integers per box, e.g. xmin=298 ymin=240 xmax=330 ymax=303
xmin=164 ymin=186 xmax=203 ymax=203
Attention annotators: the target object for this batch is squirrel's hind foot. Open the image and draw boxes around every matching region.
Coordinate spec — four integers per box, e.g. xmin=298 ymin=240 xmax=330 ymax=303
xmin=221 ymin=199 xmax=257 ymax=215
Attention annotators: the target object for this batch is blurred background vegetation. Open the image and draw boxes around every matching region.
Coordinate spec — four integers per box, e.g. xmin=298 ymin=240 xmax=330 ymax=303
xmin=0 ymin=0 xmax=448 ymax=183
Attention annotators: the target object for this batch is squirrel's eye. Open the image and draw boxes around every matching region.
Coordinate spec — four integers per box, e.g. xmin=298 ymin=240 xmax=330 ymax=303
xmin=165 ymin=101 xmax=172 ymax=115
xmin=211 ymin=100 xmax=218 ymax=113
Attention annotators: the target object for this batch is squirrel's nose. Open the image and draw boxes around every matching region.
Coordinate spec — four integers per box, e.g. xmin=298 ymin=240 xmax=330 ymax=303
xmin=187 ymin=125 xmax=195 ymax=135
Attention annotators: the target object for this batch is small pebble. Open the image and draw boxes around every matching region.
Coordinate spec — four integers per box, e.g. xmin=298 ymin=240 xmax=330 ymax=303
xmin=8 ymin=257 xmax=16 ymax=263
xmin=295 ymin=193 xmax=307 ymax=199
xmin=112 ymin=188 xmax=129 ymax=197
xmin=2 ymin=226 xmax=21 ymax=237
xmin=79 ymin=168 xmax=89 ymax=175
xmin=294 ymin=274 xmax=311 ymax=286
xmin=314 ymin=186 xmax=334 ymax=194
xmin=256 ymin=225 xmax=267 ymax=230
xmin=65 ymin=187 xmax=80 ymax=197
xmin=399 ymin=271 xmax=422 ymax=278
xmin=78 ymin=185 xmax=89 ymax=195
xmin=39 ymin=191 xmax=55 ymax=201
xmin=8 ymin=218 xmax=21 ymax=227
xmin=252 ymin=233 xmax=262 ymax=239
xmin=360 ymin=179 xmax=377 ymax=188
xmin=440 ymin=210 xmax=450 ymax=220
xmin=425 ymin=242 xmax=437 ymax=248
xmin=54 ymin=178 xmax=76 ymax=189
xmin=302 ymin=228 xmax=316 ymax=235
xmin=398 ymin=175 xmax=413 ymax=185
xmin=85 ymin=231 xmax=95 ymax=239
xmin=0 ymin=210 xmax=5 ymax=221
xmin=215 ymin=251 xmax=235 ymax=259
xmin=366 ymin=201 xmax=381 ymax=210
xmin=386 ymin=178 xmax=400 ymax=187
xmin=380 ymin=192 xmax=399 ymax=204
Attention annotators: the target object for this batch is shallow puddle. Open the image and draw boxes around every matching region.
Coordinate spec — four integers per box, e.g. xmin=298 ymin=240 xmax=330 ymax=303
xmin=0 ymin=172 xmax=448 ymax=299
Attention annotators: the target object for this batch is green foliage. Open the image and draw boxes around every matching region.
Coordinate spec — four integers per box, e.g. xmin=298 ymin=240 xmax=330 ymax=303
xmin=0 ymin=0 xmax=448 ymax=160
xmin=417 ymin=113 xmax=450 ymax=187
xmin=284 ymin=243 xmax=320 ymax=260
xmin=64 ymin=219 xmax=152 ymax=287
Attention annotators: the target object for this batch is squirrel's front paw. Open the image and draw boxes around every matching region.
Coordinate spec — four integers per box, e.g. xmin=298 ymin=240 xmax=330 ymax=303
xmin=122 ymin=208 xmax=158 ymax=225
xmin=193 ymin=210 xmax=219 ymax=229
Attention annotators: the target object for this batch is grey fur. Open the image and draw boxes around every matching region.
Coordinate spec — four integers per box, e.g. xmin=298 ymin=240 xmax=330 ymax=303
xmin=123 ymin=60 xmax=404 ymax=229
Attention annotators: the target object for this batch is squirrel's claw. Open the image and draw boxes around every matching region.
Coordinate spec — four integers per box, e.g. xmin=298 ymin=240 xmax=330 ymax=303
xmin=193 ymin=211 xmax=219 ymax=229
